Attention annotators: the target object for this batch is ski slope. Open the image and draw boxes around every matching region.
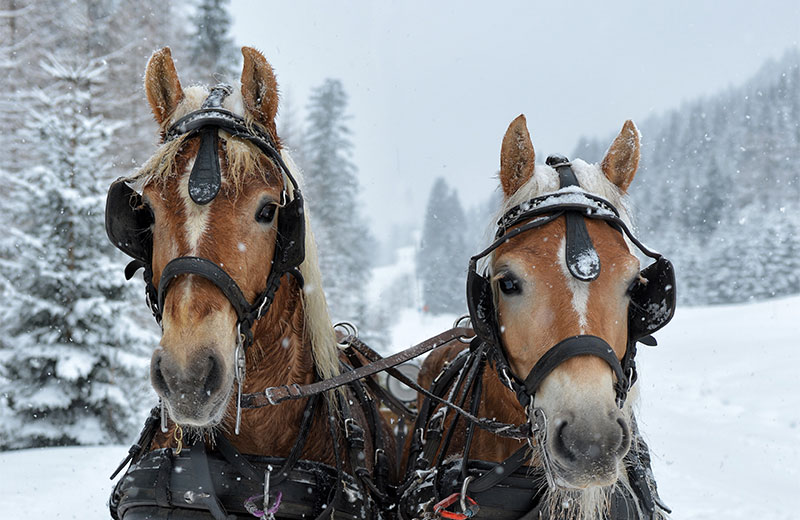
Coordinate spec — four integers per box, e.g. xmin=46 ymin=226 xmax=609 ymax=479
xmin=1 ymin=295 xmax=798 ymax=519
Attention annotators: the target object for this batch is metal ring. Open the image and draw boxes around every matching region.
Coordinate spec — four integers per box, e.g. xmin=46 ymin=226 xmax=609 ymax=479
xmin=333 ymin=321 xmax=358 ymax=349
xmin=452 ymin=315 xmax=476 ymax=343
xmin=452 ymin=314 xmax=471 ymax=329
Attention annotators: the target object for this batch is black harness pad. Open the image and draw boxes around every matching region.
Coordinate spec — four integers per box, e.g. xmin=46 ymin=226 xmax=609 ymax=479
xmin=188 ymin=128 xmax=221 ymax=205
xmin=105 ymin=178 xmax=153 ymax=265
xmin=628 ymin=257 xmax=676 ymax=340
xmin=549 ymin=155 xmax=601 ymax=281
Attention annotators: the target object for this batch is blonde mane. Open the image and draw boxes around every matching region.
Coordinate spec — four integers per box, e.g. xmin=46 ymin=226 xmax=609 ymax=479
xmin=281 ymin=150 xmax=340 ymax=380
xmin=129 ymin=85 xmax=340 ymax=380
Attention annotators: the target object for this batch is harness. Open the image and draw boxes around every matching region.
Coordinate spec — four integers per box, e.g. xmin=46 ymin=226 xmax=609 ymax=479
xmin=400 ymin=155 xmax=674 ymax=519
xmin=106 ymin=86 xmax=390 ymax=519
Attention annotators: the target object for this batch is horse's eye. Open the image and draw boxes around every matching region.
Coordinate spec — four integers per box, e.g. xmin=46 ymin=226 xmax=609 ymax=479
xmin=256 ymin=202 xmax=278 ymax=224
xmin=498 ymin=275 xmax=521 ymax=295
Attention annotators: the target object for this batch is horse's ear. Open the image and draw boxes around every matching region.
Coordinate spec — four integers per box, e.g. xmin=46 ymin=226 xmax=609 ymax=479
xmin=499 ymin=114 xmax=536 ymax=198
xmin=144 ymin=47 xmax=184 ymax=127
xmin=240 ymin=47 xmax=279 ymax=137
xmin=601 ymin=120 xmax=640 ymax=192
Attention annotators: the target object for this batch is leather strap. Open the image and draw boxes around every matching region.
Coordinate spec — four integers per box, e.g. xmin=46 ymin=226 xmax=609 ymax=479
xmin=522 ymin=335 xmax=627 ymax=405
xmin=343 ymin=336 xmax=418 ymax=420
xmin=188 ymin=128 xmax=221 ymax=205
xmin=158 ymin=256 xmax=251 ymax=322
xmin=154 ymin=448 xmax=174 ymax=508
xmin=188 ymin=441 xmax=234 ymax=520
xmin=467 ymin=445 xmax=529 ymax=493
xmin=255 ymin=327 xmax=474 ymax=406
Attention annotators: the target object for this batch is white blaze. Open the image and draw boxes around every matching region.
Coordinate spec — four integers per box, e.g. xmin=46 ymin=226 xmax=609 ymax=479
xmin=178 ymin=159 xmax=212 ymax=301
xmin=558 ymin=237 xmax=590 ymax=332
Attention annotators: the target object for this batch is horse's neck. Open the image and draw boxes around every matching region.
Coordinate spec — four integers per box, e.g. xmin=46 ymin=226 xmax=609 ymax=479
xmin=468 ymin=368 xmax=529 ymax=462
xmin=223 ymin=277 xmax=327 ymax=456
xmin=246 ymin=277 xmax=314 ymax=388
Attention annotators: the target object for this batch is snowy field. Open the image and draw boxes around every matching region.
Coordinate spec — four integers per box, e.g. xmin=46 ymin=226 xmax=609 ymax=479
xmin=1 ymin=295 xmax=798 ymax=519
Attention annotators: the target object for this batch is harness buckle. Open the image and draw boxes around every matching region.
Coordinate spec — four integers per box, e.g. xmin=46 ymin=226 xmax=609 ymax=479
xmin=344 ymin=417 xmax=355 ymax=438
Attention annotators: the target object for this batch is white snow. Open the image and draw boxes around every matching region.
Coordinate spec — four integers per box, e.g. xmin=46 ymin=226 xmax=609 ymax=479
xmin=1 ymin=295 xmax=798 ymax=519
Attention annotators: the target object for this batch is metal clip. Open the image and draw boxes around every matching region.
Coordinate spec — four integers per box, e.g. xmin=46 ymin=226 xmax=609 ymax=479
xmin=234 ymin=336 xmax=246 ymax=435
xmin=160 ymin=399 xmax=169 ymax=433
xmin=343 ymin=417 xmax=355 ymax=438
xmin=173 ymin=425 xmax=184 ymax=455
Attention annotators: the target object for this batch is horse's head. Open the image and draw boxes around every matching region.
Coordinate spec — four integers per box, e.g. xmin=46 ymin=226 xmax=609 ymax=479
xmin=127 ymin=47 xmax=294 ymax=428
xmin=484 ymin=115 xmax=647 ymax=489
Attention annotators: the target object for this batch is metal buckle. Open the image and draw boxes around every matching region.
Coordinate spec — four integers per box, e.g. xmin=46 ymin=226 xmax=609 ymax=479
xmin=344 ymin=417 xmax=355 ymax=438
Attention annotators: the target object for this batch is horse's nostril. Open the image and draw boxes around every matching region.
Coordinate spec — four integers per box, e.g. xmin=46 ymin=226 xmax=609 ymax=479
xmin=202 ymin=355 xmax=222 ymax=397
xmin=553 ymin=420 xmax=576 ymax=462
xmin=616 ymin=417 xmax=631 ymax=456
xmin=151 ymin=354 xmax=170 ymax=397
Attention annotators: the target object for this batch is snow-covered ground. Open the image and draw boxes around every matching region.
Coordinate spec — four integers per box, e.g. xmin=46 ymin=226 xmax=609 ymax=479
xmin=2 ymin=295 xmax=798 ymax=519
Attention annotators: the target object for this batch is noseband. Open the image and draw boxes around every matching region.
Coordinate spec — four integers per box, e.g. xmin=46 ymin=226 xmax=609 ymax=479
xmin=467 ymin=154 xmax=676 ymax=411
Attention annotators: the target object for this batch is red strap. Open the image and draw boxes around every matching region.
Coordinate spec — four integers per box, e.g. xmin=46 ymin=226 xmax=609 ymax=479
xmin=433 ymin=493 xmax=479 ymax=520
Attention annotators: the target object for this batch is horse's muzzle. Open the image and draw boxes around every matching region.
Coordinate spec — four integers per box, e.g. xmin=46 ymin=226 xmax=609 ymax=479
xmin=151 ymin=347 xmax=230 ymax=426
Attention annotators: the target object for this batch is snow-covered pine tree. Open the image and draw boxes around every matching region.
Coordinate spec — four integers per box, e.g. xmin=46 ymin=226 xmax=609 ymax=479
xmin=0 ymin=56 xmax=153 ymax=449
xmin=303 ymin=78 xmax=373 ymax=321
xmin=573 ymin=49 xmax=800 ymax=305
xmin=278 ymin=91 xmax=307 ymax=169
xmin=417 ymin=177 xmax=469 ymax=315
xmin=186 ymin=0 xmax=238 ymax=84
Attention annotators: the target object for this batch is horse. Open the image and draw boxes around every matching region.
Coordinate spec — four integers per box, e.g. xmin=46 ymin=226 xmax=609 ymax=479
xmin=400 ymin=115 xmax=675 ymax=520
xmin=106 ymin=47 xmax=395 ymax=520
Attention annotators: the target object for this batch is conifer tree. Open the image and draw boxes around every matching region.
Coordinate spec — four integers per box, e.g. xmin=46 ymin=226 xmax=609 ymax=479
xmin=187 ymin=0 xmax=238 ymax=84
xmin=303 ymin=79 xmax=372 ymax=321
xmin=417 ymin=177 xmax=469 ymax=315
xmin=573 ymin=49 xmax=800 ymax=305
xmin=0 ymin=56 xmax=153 ymax=449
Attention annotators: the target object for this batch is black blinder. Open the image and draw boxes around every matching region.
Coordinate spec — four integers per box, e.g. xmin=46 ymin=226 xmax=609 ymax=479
xmin=105 ymin=178 xmax=153 ymax=268
xmin=628 ymin=257 xmax=676 ymax=340
xmin=466 ymin=266 xmax=498 ymax=345
xmin=272 ymin=193 xmax=306 ymax=273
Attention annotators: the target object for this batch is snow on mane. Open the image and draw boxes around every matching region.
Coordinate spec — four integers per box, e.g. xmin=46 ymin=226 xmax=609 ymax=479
xmin=497 ymin=158 xmax=635 ymax=230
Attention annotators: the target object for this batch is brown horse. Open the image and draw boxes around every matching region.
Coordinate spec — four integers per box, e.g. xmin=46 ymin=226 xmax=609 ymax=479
xmin=403 ymin=116 xmax=673 ymax=520
xmin=107 ymin=47 xmax=395 ymax=519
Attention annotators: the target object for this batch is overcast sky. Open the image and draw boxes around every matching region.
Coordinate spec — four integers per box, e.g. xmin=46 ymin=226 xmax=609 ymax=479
xmin=230 ymin=0 xmax=799 ymax=238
